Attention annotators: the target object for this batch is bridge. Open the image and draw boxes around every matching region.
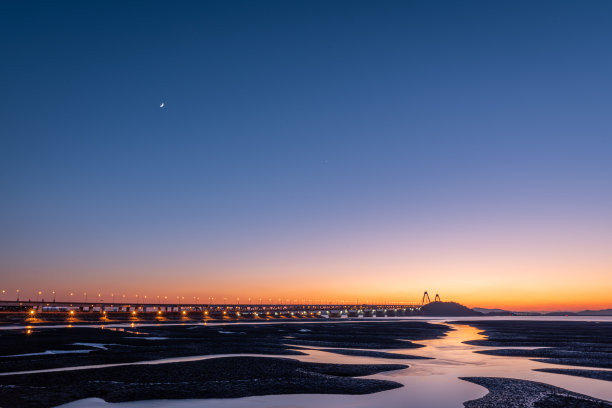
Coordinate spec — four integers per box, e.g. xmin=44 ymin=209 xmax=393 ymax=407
xmin=0 ymin=294 xmax=438 ymax=322
xmin=0 ymin=300 xmax=423 ymax=316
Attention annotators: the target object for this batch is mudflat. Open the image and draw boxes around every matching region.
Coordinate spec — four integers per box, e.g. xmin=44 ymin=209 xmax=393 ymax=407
xmin=456 ymin=320 xmax=612 ymax=374
xmin=461 ymin=377 xmax=612 ymax=407
xmin=0 ymin=356 xmax=408 ymax=408
xmin=0 ymin=321 xmax=447 ymax=407
xmin=0 ymin=321 xmax=449 ymax=373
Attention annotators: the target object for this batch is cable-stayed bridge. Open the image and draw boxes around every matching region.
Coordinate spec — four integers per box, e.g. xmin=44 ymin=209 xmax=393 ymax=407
xmin=0 ymin=292 xmax=441 ymax=321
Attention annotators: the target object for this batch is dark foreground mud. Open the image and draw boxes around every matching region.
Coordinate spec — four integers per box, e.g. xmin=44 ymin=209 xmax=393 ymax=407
xmin=461 ymin=377 xmax=612 ymax=407
xmin=0 ymin=321 xmax=447 ymax=406
xmin=534 ymin=368 xmax=612 ymax=382
xmin=0 ymin=321 xmax=448 ymax=373
xmin=456 ymin=321 xmax=612 ymax=373
xmin=0 ymin=356 xmax=407 ymax=408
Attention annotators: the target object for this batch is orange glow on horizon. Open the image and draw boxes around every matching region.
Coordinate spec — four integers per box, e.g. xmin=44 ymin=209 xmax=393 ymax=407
xmin=2 ymin=218 xmax=610 ymax=312
xmin=1 ymin=283 xmax=609 ymax=312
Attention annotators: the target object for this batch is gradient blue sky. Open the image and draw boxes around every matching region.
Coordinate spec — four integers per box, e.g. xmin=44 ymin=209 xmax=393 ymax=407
xmin=1 ymin=1 xmax=611 ymax=309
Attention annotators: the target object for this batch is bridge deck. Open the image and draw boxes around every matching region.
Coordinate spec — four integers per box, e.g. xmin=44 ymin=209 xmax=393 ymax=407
xmin=0 ymin=300 xmax=421 ymax=311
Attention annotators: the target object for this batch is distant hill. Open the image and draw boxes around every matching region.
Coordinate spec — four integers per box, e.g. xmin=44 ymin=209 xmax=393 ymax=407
xmin=535 ymin=309 xmax=611 ymax=316
xmin=473 ymin=307 xmax=513 ymax=315
xmin=473 ymin=307 xmax=543 ymax=316
xmin=421 ymin=301 xmax=483 ymax=316
xmin=577 ymin=309 xmax=612 ymax=316
xmin=440 ymin=306 xmax=611 ymax=317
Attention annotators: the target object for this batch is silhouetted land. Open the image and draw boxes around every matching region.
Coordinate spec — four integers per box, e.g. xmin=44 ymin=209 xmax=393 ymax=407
xmin=473 ymin=308 xmax=612 ymax=316
xmin=420 ymin=301 xmax=482 ymax=316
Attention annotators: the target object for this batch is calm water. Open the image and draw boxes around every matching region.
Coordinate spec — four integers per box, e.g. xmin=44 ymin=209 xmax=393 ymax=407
xmin=3 ymin=314 xmax=612 ymax=331
xmin=20 ymin=319 xmax=605 ymax=407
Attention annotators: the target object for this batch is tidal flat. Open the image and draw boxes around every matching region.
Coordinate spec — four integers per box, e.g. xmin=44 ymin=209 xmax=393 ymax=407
xmin=0 ymin=321 xmax=446 ymax=373
xmin=461 ymin=377 xmax=611 ymax=407
xmin=0 ymin=319 xmax=611 ymax=407
xmin=457 ymin=320 xmax=612 ymax=372
xmin=0 ymin=356 xmax=407 ymax=407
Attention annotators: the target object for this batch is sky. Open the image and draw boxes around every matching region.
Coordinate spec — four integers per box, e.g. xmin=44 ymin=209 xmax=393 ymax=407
xmin=1 ymin=1 xmax=611 ymax=311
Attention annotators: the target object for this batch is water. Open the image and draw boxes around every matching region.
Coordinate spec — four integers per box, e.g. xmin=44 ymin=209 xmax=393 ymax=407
xmin=14 ymin=320 xmax=608 ymax=407
xmin=3 ymin=314 xmax=611 ymax=331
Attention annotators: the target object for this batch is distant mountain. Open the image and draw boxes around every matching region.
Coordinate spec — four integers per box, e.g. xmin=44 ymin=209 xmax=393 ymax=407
xmin=577 ymin=309 xmax=612 ymax=316
xmin=421 ymin=301 xmax=483 ymax=316
xmin=472 ymin=308 xmax=542 ymax=316
xmin=456 ymin=307 xmax=611 ymax=316
xmin=539 ymin=309 xmax=611 ymax=316
xmin=473 ymin=308 xmax=513 ymax=315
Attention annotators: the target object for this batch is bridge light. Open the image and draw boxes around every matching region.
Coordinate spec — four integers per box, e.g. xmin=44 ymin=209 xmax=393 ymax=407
xmin=69 ymin=310 xmax=75 ymax=316
xmin=182 ymin=310 xmax=187 ymax=315
xmin=158 ymin=310 xmax=162 ymax=315
xmin=29 ymin=309 xmax=35 ymax=315
xmin=132 ymin=311 xmax=137 ymax=315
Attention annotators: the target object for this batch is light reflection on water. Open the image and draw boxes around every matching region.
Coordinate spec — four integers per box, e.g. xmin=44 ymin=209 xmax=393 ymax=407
xmin=54 ymin=323 xmax=612 ymax=408
xmin=2 ymin=314 xmax=611 ymax=331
